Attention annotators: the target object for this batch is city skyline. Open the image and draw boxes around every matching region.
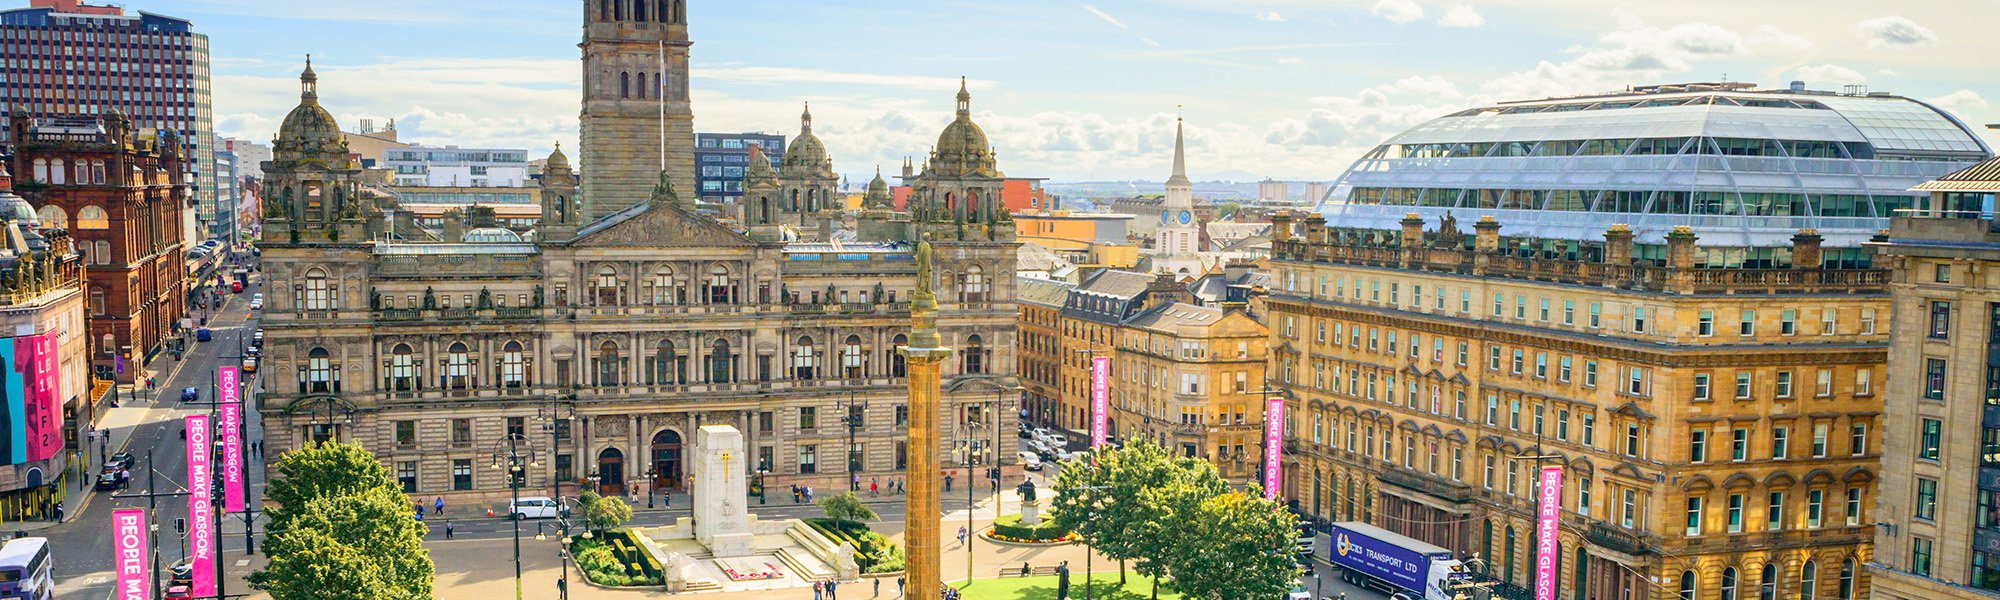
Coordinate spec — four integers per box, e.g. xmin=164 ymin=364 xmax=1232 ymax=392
xmin=171 ymin=0 xmax=2000 ymax=182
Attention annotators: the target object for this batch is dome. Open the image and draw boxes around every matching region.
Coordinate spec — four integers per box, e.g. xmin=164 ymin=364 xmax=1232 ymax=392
xmin=864 ymin=167 xmax=892 ymax=208
xmin=275 ymin=57 xmax=349 ymax=159
xmin=462 ymin=227 xmax=524 ymax=243
xmin=0 ymin=192 xmax=36 ymax=229
xmin=929 ymin=79 xmax=1000 ymax=177
xmin=868 ymin=169 xmax=889 ymax=195
xmin=780 ymin=103 xmax=834 ymax=178
xmin=545 ymin=143 xmax=571 ymax=172
xmin=744 ymin=143 xmax=779 ymax=186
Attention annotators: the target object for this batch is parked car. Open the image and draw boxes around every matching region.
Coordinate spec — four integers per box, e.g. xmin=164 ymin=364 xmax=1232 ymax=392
xmin=195 ymin=328 xmax=212 ymax=342
xmin=164 ymin=585 xmax=192 ymax=600
xmin=241 ymin=356 xmax=258 ymax=373
xmin=94 ymin=471 xmax=123 ymax=491
xmin=252 ymin=293 xmax=264 ymax=304
xmin=1046 ymin=434 xmax=1070 ymax=448
xmin=1017 ymin=422 xmax=1033 ymax=439
xmin=105 ymin=452 xmax=134 ymax=471
xmin=252 ymin=329 xmax=264 ymax=347
xmin=249 ymin=299 xmax=263 ymax=311
xmin=1016 ymin=451 xmax=1043 ymax=471
xmin=508 ymin=497 xmax=566 ymax=520
xmin=180 ymin=387 xmax=199 ymax=402
xmin=230 ymin=281 xmax=243 ymax=293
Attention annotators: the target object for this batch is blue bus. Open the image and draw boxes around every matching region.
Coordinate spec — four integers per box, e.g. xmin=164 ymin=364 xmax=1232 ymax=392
xmin=0 ymin=536 xmax=52 ymax=599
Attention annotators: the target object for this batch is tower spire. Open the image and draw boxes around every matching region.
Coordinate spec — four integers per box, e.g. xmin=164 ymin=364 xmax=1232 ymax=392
xmin=1166 ymin=107 xmax=1190 ymax=187
xmin=801 ymin=101 xmax=813 ymax=131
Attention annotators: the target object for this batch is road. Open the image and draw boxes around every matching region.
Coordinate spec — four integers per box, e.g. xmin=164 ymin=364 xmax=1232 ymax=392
xmin=50 ymin=263 xmax=266 ymax=599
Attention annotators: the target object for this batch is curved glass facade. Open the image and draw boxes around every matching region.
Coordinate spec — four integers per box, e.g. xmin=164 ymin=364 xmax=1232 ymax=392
xmin=1318 ymin=88 xmax=1992 ymax=254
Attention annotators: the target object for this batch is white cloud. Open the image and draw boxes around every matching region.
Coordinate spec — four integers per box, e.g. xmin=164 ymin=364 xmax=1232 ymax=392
xmin=1256 ymin=11 xmax=1287 ymax=22
xmin=1369 ymin=0 xmax=1424 ymax=25
xmin=1930 ymin=90 xmax=1990 ymax=115
xmin=1857 ymin=15 xmax=1936 ymax=48
xmin=1478 ymin=20 xmax=1746 ymax=101
xmin=1748 ymin=25 xmax=1814 ymax=54
xmin=696 ymin=67 xmax=983 ymax=91
xmin=1436 ymin=5 xmax=1485 ymax=29
xmin=1267 ymin=76 xmax=1465 ymax=149
xmin=1789 ymin=64 xmax=1866 ymax=85
xmin=1277 ymin=56 xmax=1305 ymax=65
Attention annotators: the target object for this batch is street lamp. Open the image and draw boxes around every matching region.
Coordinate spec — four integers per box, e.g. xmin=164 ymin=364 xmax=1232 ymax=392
xmin=490 ymin=433 xmax=539 ymax=600
xmin=838 ymin=392 xmax=868 ymax=492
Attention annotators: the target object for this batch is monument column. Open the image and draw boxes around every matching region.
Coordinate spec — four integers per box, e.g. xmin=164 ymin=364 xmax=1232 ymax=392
xmin=902 ymin=239 xmax=952 ymax=600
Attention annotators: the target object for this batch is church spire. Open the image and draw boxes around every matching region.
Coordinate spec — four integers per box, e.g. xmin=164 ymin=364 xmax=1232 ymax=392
xmin=1166 ymin=108 xmax=1191 ymax=187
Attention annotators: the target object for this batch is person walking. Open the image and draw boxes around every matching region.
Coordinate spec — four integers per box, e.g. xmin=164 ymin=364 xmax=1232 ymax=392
xmin=874 ymin=577 xmax=881 ymax=597
xmin=828 ymin=579 xmax=839 ymax=599
xmin=896 ymin=576 xmax=904 ymax=597
xmin=813 ymin=580 xmax=824 ymax=600
xmin=416 ymin=501 xmax=425 ymax=519
xmin=434 ymin=496 xmax=445 ymax=516
xmin=444 ymin=520 xmax=454 ymax=539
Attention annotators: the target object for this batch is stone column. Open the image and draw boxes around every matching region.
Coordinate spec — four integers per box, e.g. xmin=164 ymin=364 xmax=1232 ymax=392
xmin=1667 ymin=226 xmax=1698 ymax=294
xmin=901 ymin=239 xmax=953 ymax=600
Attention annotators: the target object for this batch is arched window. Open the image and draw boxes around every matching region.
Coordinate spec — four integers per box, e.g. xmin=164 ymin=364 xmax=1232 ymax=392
xmin=94 ymin=241 xmax=109 ymax=265
xmin=1573 ymin=547 xmax=1589 ymax=600
xmin=1720 ymin=567 xmax=1738 ymax=600
xmin=1480 ymin=520 xmax=1493 ymax=576
xmin=792 ymin=336 xmax=817 ymax=380
xmin=90 ymin=160 xmax=106 ymax=184
xmin=1838 ymin=559 xmax=1854 ymax=600
xmin=652 ymin=73 xmax=660 ymax=100
xmin=1759 ymin=564 xmax=1776 ymax=600
xmin=890 ymin=334 xmax=908 ymax=378
xmin=389 ymin=343 xmax=416 ymax=391
xmin=672 ymin=0 xmax=683 ymax=23
xmin=961 ymin=265 xmax=988 ymax=303
xmin=598 ymin=0 xmax=609 ymax=20
xmin=595 ymin=265 xmax=621 ymax=306
xmin=1503 ymin=526 xmax=1516 ymax=584
xmin=1679 ymin=570 xmax=1697 ymax=600
xmin=48 ymin=159 xmax=64 ymax=185
xmin=36 ymin=205 xmax=66 ymax=230
xmin=76 ymin=205 xmax=109 ymax=229
xmin=706 ymin=265 xmax=733 ymax=304
xmin=842 ymin=335 xmax=864 ymax=379
xmin=651 ymin=339 xmax=677 ymax=385
xmin=708 ymin=338 xmax=732 ymax=383
xmin=501 ymin=341 xmax=526 ymax=388
xmin=612 ymin=0 xmax=623 ymax=20
xmin=447 ymin=342 xmax=471 ymax=389
xmin=964 ymin=334 xmax=986 ymax=375
xmin=595 ymin=341 xmax=621 ymax=387
xmin=1800 ymin=561 xmax=1817 ymax=600
xmin=619 ymin=72 xmax=630 ymax=99
xmin=303 ymin=268 xmax=333 ymax=311
xmin=31 ymin=159 xmax=47 ymax=183
xmin=632 ymin=0 xmax=645 ymax=21
xmin=305 ymin=347 xmax=333 ymax=393
xmin=657 ymin=0 xmax=669 ymax=22
xmin=647 ymin=266 xmax=676 ymax=305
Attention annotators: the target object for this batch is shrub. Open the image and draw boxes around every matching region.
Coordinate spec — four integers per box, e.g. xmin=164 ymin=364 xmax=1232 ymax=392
xmin=991 ymin=513 xmax=1073 ymax=541
xmin=807 ymin=518 xmax=904 ymax=573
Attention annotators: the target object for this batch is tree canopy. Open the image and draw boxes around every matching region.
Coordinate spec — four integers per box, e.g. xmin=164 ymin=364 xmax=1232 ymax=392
xmin=249 ymin=442 xmax=433 ymax=600
xmin=819 ymin=491 xmax=877 ymax=524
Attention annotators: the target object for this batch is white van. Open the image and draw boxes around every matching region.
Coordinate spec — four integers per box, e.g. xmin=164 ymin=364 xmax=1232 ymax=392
xmin=509 ymin=497 xmax=565 ymax=520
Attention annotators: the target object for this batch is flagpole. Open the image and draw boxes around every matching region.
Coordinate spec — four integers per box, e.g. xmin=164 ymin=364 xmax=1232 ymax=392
xmin=658 ymin=40 xmax=667 ymax=174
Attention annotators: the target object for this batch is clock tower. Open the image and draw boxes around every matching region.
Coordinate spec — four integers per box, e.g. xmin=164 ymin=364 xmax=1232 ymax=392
xmin=579 ymin=0 xmax=696 ymax=222
xmin=1156 ymin=114 xmax=1198 ymax=256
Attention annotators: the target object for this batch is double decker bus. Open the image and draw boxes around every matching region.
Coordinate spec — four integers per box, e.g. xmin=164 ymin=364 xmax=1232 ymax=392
xmin=0 ymin=536 xmax=51 ymax=599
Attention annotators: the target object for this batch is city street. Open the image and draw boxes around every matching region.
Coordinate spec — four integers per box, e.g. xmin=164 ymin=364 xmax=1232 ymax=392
xmin=50 ymin=263 xmax=266 ymax=599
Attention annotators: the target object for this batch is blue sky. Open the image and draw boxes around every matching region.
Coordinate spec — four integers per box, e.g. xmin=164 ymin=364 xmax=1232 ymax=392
xmin=149 ymin=0 xmax=2000 ymax=182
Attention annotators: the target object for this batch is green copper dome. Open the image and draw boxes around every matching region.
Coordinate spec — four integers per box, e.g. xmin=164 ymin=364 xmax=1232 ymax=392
xmin=930 ymin=79 xmax=999 ymax=177
xmin=780 ymin=103 xmax=834 ymax=178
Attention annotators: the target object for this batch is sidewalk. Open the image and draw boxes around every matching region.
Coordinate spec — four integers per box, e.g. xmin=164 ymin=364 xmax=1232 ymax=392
xmin=20 ymin=359 xmax=189 ymax=532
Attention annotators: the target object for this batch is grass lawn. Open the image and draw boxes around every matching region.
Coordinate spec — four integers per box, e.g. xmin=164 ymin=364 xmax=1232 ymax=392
xmin=954 ymin=572 xmax=1184 ymax=600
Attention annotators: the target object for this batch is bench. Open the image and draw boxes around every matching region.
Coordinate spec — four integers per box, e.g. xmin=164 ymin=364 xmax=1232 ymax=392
xmin=997 ymin=565 xmax=1063 ymax=578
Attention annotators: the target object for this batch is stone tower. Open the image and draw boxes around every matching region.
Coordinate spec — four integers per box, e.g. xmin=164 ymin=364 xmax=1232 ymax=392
xmin=539 ymin=143 xmax=581 ymax=241
xmin=1156 ymin=114 xmax=1198 ymax=256
xmin=262 ymin=57 xmax=368 ymax=245
xmin=779 ymin=103 xmax=838 ymax=233
xmin=900 ymin=238 xmax=951 ymax=600
xmin=579 ymin=0 xmax=694 ymax=223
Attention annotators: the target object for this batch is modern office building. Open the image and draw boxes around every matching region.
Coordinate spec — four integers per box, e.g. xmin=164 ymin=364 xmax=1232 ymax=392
xmin=0 ymin=0 xmax=215 ymax=250
xmin=695 ymin=132 xmax=784 ymax=200
xmin=1274 ymin=82 xmax=1992 ymax=600
xmin=383 ymin=145 xmax=532 ymax=187
xmin=211 ymin=134 xmax=237 ymax=242
xmin=1867 ymin=156 xmax=2000 ymax=600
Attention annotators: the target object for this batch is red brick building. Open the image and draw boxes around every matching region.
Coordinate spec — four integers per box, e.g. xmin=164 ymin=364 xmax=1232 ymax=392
xmin=9 ymin=112 xmax=187 ymax=381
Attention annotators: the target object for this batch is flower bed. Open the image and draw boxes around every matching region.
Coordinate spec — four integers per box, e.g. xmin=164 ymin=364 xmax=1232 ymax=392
xmin=807 ymin=518 xmax=907 ymax=574
xmin=984 ymin=514 xmax=1077 ymax=544
xmin=570 ymin=530 xmax=665 ymax=587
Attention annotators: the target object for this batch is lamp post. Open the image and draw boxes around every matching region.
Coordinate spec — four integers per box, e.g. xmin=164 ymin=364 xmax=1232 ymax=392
xmin=942 ymin=377 xmax=1022 ymax=590
xmin=1509 ymin=428 xmax=1560 ymax=600
xmin=839 ymin=391 xmax=868 ymax=492
xmin=491 ymin=433 xmax=537 ymax=600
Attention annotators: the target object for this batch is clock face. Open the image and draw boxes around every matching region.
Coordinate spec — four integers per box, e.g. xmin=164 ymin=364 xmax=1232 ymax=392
xmin=1178 ymin=210 xmax=1193 ymax=225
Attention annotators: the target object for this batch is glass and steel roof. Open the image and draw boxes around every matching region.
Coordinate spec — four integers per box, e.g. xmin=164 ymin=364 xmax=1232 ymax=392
xmin=1318 ymin=86 xmax=1992 ymax=249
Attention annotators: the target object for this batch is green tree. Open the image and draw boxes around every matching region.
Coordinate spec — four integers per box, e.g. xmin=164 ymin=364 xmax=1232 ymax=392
xmin=1052 ymin=441 xmax=1220 ymax=596
xmin=583 ymin=492 xmax=633 ymax=532
xmin=1158 ymin=487 xmax=1300 ymax=600
xmin=819 ymin=491 xmax=877 ymax=524
xmin=1217 ymin=202 xmax=1243 ymax=220
xmin=249 ymin=443 xmax=433 ymax=600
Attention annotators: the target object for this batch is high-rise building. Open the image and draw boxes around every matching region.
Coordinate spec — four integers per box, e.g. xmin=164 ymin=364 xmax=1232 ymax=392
xmin=1257 ymin=179 xmax=1288 ymax=204
xmin=0 ymin=0 xmax=214 ymax=250
xmin=1275 ymin=83 xmax=1992 ymax=600
xmin=578 ymin=0 xmax=693 ymax=222
xmin=694 ymin=132 xmax=784 ymax=201
xmin=1867 ymin=156 xmax=2000 ymax=599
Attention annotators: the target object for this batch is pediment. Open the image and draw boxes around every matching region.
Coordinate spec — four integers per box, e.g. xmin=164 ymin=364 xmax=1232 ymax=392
xmin=572 ymin=202 xmax=758 ymax=248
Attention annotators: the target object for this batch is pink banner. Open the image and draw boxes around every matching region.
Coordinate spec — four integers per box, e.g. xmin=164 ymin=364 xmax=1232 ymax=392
xmin=186 ymin=414 xmax=215 ymax=597
xmin=1263 ymin=395 xmax=1284 ymax=500
xmin=113 ymin=508 xmax=150 ymax=600
xmin=7 ymin=331 xmax=63 ymax=463
xmin=219 ymin=367 xmax=244 ymax=513
xmin=1534 ymin=465 xmax=1564 ymax=600
xmin=1089 ymin=356 xmax=1110 ymax=448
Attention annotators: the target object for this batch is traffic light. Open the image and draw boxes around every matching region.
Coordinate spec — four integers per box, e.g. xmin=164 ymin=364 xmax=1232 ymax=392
xmin=174 ymin=517 xmax=186 ymax=536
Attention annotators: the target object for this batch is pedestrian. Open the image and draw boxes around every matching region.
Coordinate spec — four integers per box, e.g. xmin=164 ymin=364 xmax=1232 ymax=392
xmin=663 ymin=491 xmax=671 ymax=508
xmin=51 ymin=501 xmax=61 ymax=523
xmin=869 ymin=480 xmax=878 ymax=497
xmin=957 ymin=526 xmax=968 ymax=546
xmin=793 ymin=486 xmax=802 ymax=504
xmin=944 ymin=474 xmax=953 ymax=492
xmin=814 ymin=580 xmax=824 ymax=600
xmin=828 ymin=579 xmax=839 ymax=599
xmin=444 ymin=520 xmax=454 ymax=539
xmin=434 ymin=496 xmax=445 ymax=516
xmin=416 ymin=502 xmax=425 ymax=518
xmin=874 ymin=577 xmax=881 ymax=597
xmin=897 ymin=576 xmax=904 ymax=597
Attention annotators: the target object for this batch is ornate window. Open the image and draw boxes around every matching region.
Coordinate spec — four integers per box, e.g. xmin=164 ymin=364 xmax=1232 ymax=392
xmin=36 ymin=205 xmax=66 ymax=230
xmin=1801 ymin=561 xmax=1817 ymax=600
xmin=842 ymin=335 xmax=865 ymax=379
xmin=1679 ymin=571 xmax=1697 ymax=600
xmin=47 ymin=159 xmax=64 ymax=185
xmin=594 ymin=341 xmax=621 ymax=387
xmin=890 ymin=334 xmax=908 ymax=378
xmin=619 ymin=72 xmax=630 ymax=98
xmin=30 ymin=159 xmax=46 ymax=183
xmin=501 ymin=341 xmax=526 ymax=388
xmin=305 ymin=348 xmax=334 ymax=394
xmin=302 ymin=268 xmax=334 ymax=311
xmin=1721 ymin=567 xmax=1738 ymax=600
xmin=706 ymin=265 xmax=733 ymax=304
xmin=708 ymin=338 xmax=733 ymax=383
xmin=595 ymin=265 xmax=621 ymax=306
xmin=964 ymin=334 xmax=986 ymax=375
xmin=792 ymin=336 xmax=817 ymax=380
xmin=647 ymin=266 xmax=677 ymax=305
xmin=90 ymin=159 xmax=106 ymax=184
xmin=389 ymin=343 xmax=416 ymax=391
xmin=650 ymin=339 xmax=678 ymax=385
xmin=76 ymin=205 xmax=109 ymax=229
xmin=961 ymin=265 xmax=988 ymax=303
xmin=446 ymin=342 xmax=471 ymax=389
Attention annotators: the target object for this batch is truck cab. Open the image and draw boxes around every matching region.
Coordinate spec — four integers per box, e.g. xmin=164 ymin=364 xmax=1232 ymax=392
xmin=1327 ymin=521 xmax=1471 ymax=600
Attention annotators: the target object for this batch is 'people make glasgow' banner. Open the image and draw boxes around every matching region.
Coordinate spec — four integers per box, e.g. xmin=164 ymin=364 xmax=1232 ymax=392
xmin=0 ymin=331 xmax=63 ymax=465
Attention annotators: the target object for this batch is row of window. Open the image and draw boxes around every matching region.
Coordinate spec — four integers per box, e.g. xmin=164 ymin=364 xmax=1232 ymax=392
xmin=1684 ymin=486 xmax=1867 ymax=536
xmin=1673 ymin=560 xmax=1858 ymax=600
xmin=1689 ymin=421 xmax=1870 ymax=464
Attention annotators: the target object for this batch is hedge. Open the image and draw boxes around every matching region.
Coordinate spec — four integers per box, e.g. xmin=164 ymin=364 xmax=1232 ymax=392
xmin=991 ymin=513 xmax=1073 ymax=541
xmin=571 ymin=530 xmax=664 ymax=586
xmin=807 ymin=518 xmax=906 ymax=573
